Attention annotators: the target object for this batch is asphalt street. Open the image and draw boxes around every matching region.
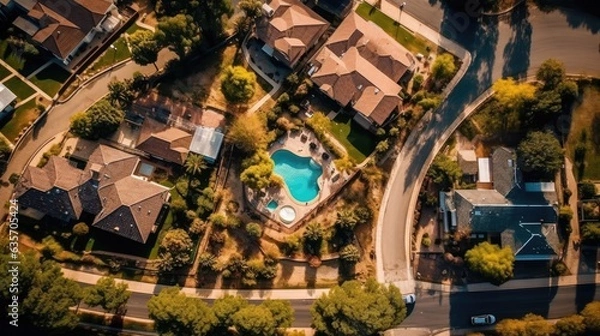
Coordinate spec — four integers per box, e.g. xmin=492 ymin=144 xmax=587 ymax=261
xmin=380 ymin=0 xmax=600 ymax=283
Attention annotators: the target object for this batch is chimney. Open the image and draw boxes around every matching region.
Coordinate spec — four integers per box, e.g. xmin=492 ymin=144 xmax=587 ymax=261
xmin=90 ymin=163 xmax=102 ymax=181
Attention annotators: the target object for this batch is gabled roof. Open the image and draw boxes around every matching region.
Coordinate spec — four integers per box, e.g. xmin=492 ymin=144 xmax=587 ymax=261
xmin=12 ymin=0 xmax=113 ymax=59
xmin=324 ymin=13 xmax=415 ymax=82
xmin=136 ymin=124 xmax=192 ymax=165
xmin=492 ymin=147 xmax=519 ymax=196
xmin=0 ymin=83 xmax=17 ymax=111
xmin=15 ymin=156 xmax=85 ymax=221
xmin=458 ymin=150 xmax=478 ymax=175
xmin=15 ymin=144 xmax=169 ymax=243
xmin=311 ymin=46 xmax=402 ymax=126
xmin=256 ymin=0 xmax=329 ymax=67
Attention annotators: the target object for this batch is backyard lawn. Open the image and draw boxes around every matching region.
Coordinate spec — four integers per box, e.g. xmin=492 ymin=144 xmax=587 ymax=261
xmin=87 ymin=37 xmax=131 ymax=74
xmin=29 ymin=63 xmax=71 ymax=97
xmin=566 ymin=82 xmax=600 ymax=180
xmin=329 ymin=113 xmax=377 ymax=163
xmin=0 ymin=99 xmax=41 ymax=142
xmin=2 ymin=76 xmax=36 ymax=101
xmin=0 ymin=63 xmax=10 ymax=80
xmin=355 ymin=2 xmax=437 ymax=56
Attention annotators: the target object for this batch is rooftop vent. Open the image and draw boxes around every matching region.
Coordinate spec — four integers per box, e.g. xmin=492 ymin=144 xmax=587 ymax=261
xmin=262 ymin=3 xmax=275 ymax=17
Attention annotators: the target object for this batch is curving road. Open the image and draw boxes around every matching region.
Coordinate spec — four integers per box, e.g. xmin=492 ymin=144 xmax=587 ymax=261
xmin=379 ymin=0 xmax=600 ymax=285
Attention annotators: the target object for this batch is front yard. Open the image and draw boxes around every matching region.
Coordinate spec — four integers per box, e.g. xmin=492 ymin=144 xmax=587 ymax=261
xmin=566 ymin=81 xmax=600 ymax=180
xmin=29 ymin=63 xmax=71 ymax=97
xmin=0 ymin=38 xmax=48 ymax=77
xmin=0 ymin=63 xmax=10 ymax=80
xmin=355 ymin=3 xmax=438 ymax=56
xmin=2 ymin=76 xmax=36 ymax=102
xmin=86 ymin=37 xmax=132 ymax=74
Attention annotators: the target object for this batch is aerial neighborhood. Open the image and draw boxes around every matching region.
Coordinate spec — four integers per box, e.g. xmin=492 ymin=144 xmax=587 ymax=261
xmin=0 ymin=0 xmax=599 ymax=335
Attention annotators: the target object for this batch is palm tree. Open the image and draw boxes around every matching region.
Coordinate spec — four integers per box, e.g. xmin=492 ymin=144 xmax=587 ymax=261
xmin=184 ymin=154 xmax=207 ymax=194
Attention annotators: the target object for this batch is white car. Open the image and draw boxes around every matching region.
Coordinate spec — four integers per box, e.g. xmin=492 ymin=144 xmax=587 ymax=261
xmin=471 ymin=314 xmax=496 ymax=325
xmin=403 ymin=294 xmax=416 ymax=305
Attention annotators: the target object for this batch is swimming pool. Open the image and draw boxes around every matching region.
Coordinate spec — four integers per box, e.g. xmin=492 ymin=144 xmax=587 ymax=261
xmin=271 ymin=149 xmax=323 ymax=203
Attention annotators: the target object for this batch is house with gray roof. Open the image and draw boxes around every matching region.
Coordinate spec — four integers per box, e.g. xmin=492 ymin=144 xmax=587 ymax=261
xmin=15 ymin=144 xmax=170 ymax=243
xmin=440 ymin=147 xmax=560 ymax=261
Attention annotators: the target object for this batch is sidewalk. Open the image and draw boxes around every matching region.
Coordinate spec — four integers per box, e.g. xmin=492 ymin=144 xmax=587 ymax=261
xmin=61 ymin=266 xmax=599 ymax=300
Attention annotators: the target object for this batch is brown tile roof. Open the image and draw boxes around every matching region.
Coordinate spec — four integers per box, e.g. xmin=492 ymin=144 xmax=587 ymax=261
xmin=15 ymin=144 xmax=169 ymax=243
xmin=133 ymin=91 xmax=226 ymax=129
xmin=324 ymin=13 xmax=415 ymax=82
xmin=136 ymin=121 xmax=192 ymax=165
xmin=13 ymin=0 xmax=113 ymax=59
xmin=256 ymin=0 xmax=329 ymax=67
xmin=311 ymin=47 xmax=402 ymax=126
xmin=94 ymin=176 xmax=169 ymax=243
xmin=15 ymin=156 xmax=85 ymax=221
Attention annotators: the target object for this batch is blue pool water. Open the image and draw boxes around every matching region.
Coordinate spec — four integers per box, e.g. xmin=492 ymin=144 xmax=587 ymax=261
xmin=271 ymin=149 xmax=323 ymax=203
xmin=266 ymin=200 xmax=278 ymax=212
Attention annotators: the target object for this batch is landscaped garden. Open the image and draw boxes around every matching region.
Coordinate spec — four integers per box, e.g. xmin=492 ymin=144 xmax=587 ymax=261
xmin=355 ymin=2 xmax=437 ymax=56
xmin=566 ymin=81 xmax=600 ymax=180
xmin=0 ymin=36 xmax=48 ymax=76
xmin=29 ymin=63 xmax=71 ymax=97
xmin=86 ymin=37 xmax=132 ymax=74
xmin=2 ymin=76 xmax=36 ymax=102
xmin=0 ymin=99 xmax=46 ymax=142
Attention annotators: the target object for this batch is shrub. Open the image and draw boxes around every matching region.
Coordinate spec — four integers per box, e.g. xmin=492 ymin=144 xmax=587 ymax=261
xmin=552 ymin=260 xmax=569 ymax=276
xmin=412 ymin=74 xmax=424 ymax=91
xmin=579 ymin=180 xmax=597 ymax=199
xmin=210 ymin=213 xmax=228 ymax=229
xmin=421 ymin=233 xmax=432 ymax=247
xmin=289 ymin=105 xmax=300 ymax=114
xmin=246 ymin=222 xmax=263 ymax=240
xmin=281 ymin=235 xmax=301 ymax=256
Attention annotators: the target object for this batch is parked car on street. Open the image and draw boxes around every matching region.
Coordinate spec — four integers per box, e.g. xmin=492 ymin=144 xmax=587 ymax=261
xmin=471 ymin=314 xmax=496 ymax=325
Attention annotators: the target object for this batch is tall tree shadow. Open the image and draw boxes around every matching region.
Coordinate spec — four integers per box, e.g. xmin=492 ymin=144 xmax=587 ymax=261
xmin=502 ymin=5 xmax=533 ymax=78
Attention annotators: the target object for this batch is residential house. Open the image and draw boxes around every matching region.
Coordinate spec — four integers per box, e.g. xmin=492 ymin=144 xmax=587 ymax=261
xmin=0 ymin=83 xmax=17 ymax=113
xmin=136 ymin=119 xmax=192 ymax=165
xmin=440 ymin=147 xmax=560 ymax=261
xmin=309 ymin=13 xmax=416 ymax=130
xmin=15 ymin=144 xmax=170 ymax=243
xmin=256 ymin=0 xmax=330 ymax=68
xmin=457 ymin=149 xmax=478 ymax=183
xmin=188 ymin=126 xmax=225 ymax=164
xmin=10 ymin=0 xmax=118 ymax=65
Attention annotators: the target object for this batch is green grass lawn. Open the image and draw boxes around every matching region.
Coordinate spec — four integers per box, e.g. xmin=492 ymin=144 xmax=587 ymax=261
xmin=87 ymin=37 xmax=132 ymax=73
xmin=0 ymin=63 xmax=10 ymax=80
xmin=126 ymin=23 xmax=145 ymax=35
xmin=0 ymin=99 xmax=40 ymax=142
xmin=566 ymin=82 xmax=600 ymax=180
xmin=355 ymin=2 xmax=437 ymax=56
xmin=29 ymin=63 xmax=70 ymax=97
xmin=0 ymin=39 xmax=49 ymax=76
xmin=329 ymin=113 xmax=377 ymax=162
xmin=2 ymin=76 xmax=35 ymax=101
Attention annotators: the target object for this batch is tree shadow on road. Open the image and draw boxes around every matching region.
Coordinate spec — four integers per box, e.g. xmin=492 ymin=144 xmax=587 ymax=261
xmin=501 ymin=5 xmax=532 ymax=78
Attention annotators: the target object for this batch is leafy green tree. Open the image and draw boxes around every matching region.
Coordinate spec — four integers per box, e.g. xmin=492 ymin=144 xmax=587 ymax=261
xmin=465 ymin=242 xmax=515 ymax=284
xmin=232 ymin=305 xmax=277 ymax=336
xmin=496 ymin=313 xmax=554 ymax=336
xmin=581 ymin=301 xmax=600 ymax=333
xmin=22 ymin=260 xmax=83 ymax=332
xmin=557 ymin=80 xmax=579 ymax=104
xmin=155 ymin=14 xmax=201 ymax=58
xmin=525 ymin=89 xmax=563 ymax=125
xmin=158 ymin=229 xmax=193 ymax=272
xmin=246 ymin=222 xmax=263 ymax=240
xmin=579 ymin=180 xmax=597 ymax=199
xmin=241 ymin=150 xmax=274 ymax=191
xmin=536 ymin=58 xmax=566 ymax=90
xmin=229 ymin=113 xmax=268 ymax=153
xmin=212 ymin=295 xmax=249 ymax=331
xmin=220 ymin=66 xmax=256 ymax=104
xmin=84 ymin=276 xmax=131 ymax=314
xmin=336 ymin=209 xmax=359 ymax=231
xmin=431 ymin=53 xmax=456 ymax=83
xmin=108 ymin=79 xmax=136 ymax=108
xmin=303 ymin=222 xmax=325 ymax=256
xmin=130 ymin=29 xmax=160 ymax=70
xmin=281 ymin=234 xmax=301 ymax=256
xmin=261 ymin=299 xmax=294 ymax=329
xmin=427 ymin=154 xmax=462 ymax=191
xmin=148 ymin=287 xmax=216 ymax=336
xmin=582 ymin=223 xmax=600 ymax=242
xmin=69 ymin=99 xmax=124 ymax=140
xmin=72 ymin=222 xmax=89 ymax=236
xmin=339 ymin=244 xmax=361 ymax=263
xmin=554 ymin=314 xmax=585 ymax=336
xmin=517 ymin=131 xmax=563 ymax=179
xmin=311 ymin=278 xmax=406 ymax=336
xmin=493 ymin=78 xmax=536 ymax=112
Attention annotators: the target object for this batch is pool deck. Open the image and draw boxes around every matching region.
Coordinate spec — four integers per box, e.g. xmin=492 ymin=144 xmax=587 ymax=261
xmin=247 ymin=129 xmax=348 ymax=228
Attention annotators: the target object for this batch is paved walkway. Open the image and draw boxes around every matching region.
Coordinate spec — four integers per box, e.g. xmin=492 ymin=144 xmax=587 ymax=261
xmin=564 ymin=158 xmax=582 ymax=273
xmin=241 ymin=33 xmax=282 ymax=113
xmin=0 ymin=58 xmax=52 ymax=101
